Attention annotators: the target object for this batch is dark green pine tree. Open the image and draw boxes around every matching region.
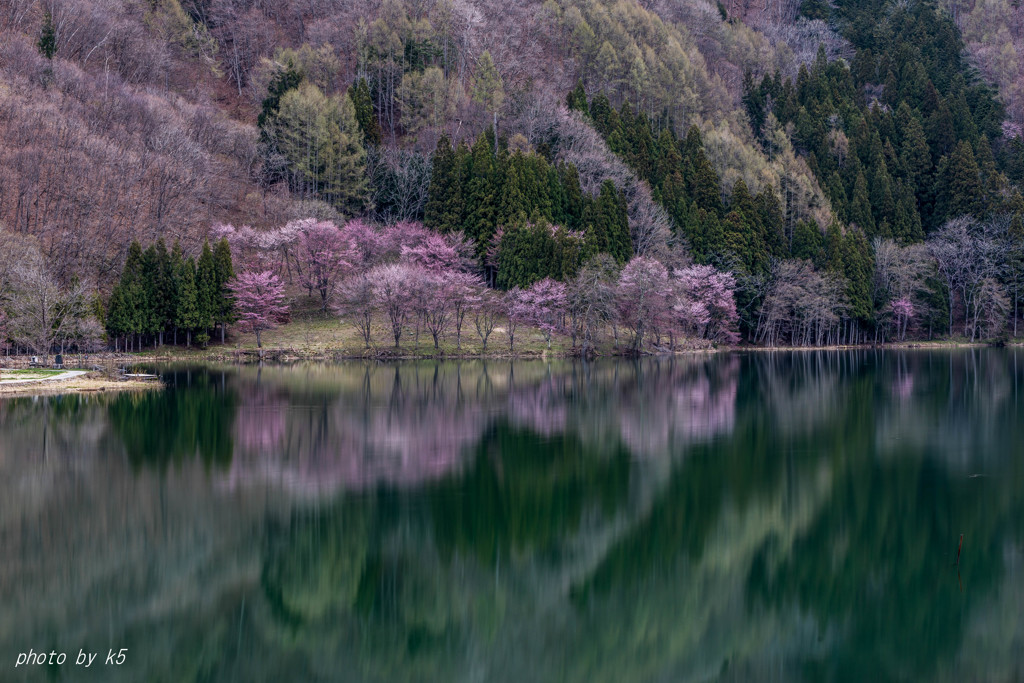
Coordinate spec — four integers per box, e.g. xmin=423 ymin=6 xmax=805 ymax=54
xmin=662 ymin=171 xmax=689 ymax=231
xmin=682 ymin=125 xmax=705 ymax=161
xmin=742 ymin=71 xmax=767 ymax=142
xmin=652 ymin=128 xmax=682 ymax=190
xmin=141 ymin=244 xmax=164 ymax=346
xmin=791 ymin=220 xmax=824 ymax=262
xmin=848 ymin=170 xmax=875 ymax=235
xmin=619 ymin=105 xmax=655 ymax=181
xmin=154 ymin=239 xmax=176 ymax=345
xmin=523 ymin=154 xmax=554 ymax=220
xmin=823 ymin=221 xmax=845 ymax=278
xmin=496 ymin=219 xmax=557 ymax=289
xmin=755 ymin=188 xmax=787 ymax=260
xmin=799 ymin=0 xmax=830 ymax=21
xmin=726 ymin=180 xmax=760 ymax=271
xmin=348 ymin=78 xmax=382 ymax=146
xmin=588 ymin=92 xmax=621 ymax=142
xmin=868 ymin=156 xmax=896 ymax=231
xmin=213 ymin=238 xmax=235 ymax=343
xmin=893 ymin=181 xmax=924 ymax=243
xmin=973 ymin=136 xmax=1002 ymax=215
xmin=721 ymin=210 xmax=753 ymax=271
xmin=925 ymin=99 xmax=957 ymax=160
xmin=498 ymin=155 xmax=529 ymax=226
xmin=939 ymin=140 xmax=984 ymax=220
xmin=566 ymin=80 xmax=588 ymax=114
xmin=842 ymin=227 xmax=873 ymax=325
xmin=583 ymin=180 xmax=632 ymax=263
xmin=899 ymin=109 xmax=932 ymax=190
xmin=176 ymin=256 xmax=200 ymax=347
xmin=462 ymin=132 xmax=500 ymax=253
xmin=169 ymin=241 xmax=185 ymax=345
xmin=826 ymin=171 xmax=848 ymax=223
xmin=547 ymin=165 xmax=568 ymax=226
xmin=424 ymin=135 xmax=464 ymax=233
xmin=38 ymin=10 xmax=56 ymax=60
xmin=686 ymin=205 xmax=726 ymax=264
xmin=559 ymin=163 xmax=585 ymax=230
xmin=105 ymin=284 xmax=131 ymax=352
xmin=688 ymin=145 xmax=723 ymax=216
xmin=120 ymin=241 xmax=148 ymax=350
xmin=196 ymin=242 xmax=217 ymax=346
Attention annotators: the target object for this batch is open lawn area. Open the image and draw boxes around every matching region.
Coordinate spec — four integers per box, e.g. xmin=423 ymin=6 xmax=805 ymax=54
xmin=137 ymin=298 xmax=602 ymax=360
xmin=0 ymin=368 xmax=68 ymax=380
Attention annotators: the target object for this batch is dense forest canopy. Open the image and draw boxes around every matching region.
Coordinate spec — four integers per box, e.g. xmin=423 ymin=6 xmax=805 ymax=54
xmin=2 ymin=0 xmax=1024 ymax=350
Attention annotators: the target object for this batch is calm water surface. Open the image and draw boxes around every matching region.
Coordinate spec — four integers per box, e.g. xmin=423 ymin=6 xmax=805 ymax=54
xmin=1 ymin=351 xmax=1023 ymax=682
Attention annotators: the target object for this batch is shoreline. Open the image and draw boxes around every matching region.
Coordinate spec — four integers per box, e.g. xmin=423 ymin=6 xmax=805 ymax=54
xmin=0 ymin=370 xmax=162 ymax=397
xmin=0 ymin=337 xmax=1007 ymax=370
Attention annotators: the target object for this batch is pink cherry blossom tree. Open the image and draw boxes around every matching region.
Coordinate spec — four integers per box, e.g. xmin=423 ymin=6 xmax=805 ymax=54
xmin=673 ymin=265 xmax=740 ymax=344
xmin=341 ymin=218 xmax=388 ymax=265
xmin=214 ymin=222 xmax=299 ymax=276
xmin=504 ymin=287 xmax=530 ymax=352
xmin=293 ymin=219 xmax=354 ymax=310
xmin=616 ymin=256 xmax=673 ymax=353
xmin=336 ymin=272 xmax=376 ymax=348
xmin=400 ymin=229 xmax=476 ymax=273
xmin=368 ymin=263 xmax=414 ymax=347
xmin=227 ymin=270 xmax=288 ymax=349
xmin=518 ymin=278 xmax=567 ymax=348
xmin=447 ymin=272 xmax=484 ymax=350
xmin=422 ymin=270 xmax=454 ymax=350
xmin=474 ymin=290 xmax=501 ymax=352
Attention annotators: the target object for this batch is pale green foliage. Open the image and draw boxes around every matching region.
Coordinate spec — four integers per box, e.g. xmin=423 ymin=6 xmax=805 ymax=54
xmin=400 ymin=66 xmax=460 ymax=138
xmin=254 ymin=44 xmax=342 ymax=101
xmin=553 ymin=0 xmax=732 ymax=121
xmin=144 ymin=0 xmax=218 ymax=64
xmin=272 ymin=82 xmax=368 ymax=216
xmin=550 ymin=0 xmax=833 ymax=228
xmin=472 ymin=51 xmax=504 ymax=115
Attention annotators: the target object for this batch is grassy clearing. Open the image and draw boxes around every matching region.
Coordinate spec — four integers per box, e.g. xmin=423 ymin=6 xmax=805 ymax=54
xmin=0 ymin=368 xmax=67 ymax=379
xmin=145 ymin=299 xmax=596 ymax=360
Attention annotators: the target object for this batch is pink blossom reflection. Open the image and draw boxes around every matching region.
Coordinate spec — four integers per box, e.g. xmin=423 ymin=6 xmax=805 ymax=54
xmin=220 ymin=358 xmax=739 ymax=497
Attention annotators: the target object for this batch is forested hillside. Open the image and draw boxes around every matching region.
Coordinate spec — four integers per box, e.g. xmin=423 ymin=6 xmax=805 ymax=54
xmin=1 ymin=0 xmax=1024 ymax=352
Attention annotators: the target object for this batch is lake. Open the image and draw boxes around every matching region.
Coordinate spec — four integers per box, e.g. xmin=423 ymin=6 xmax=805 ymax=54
xmin=1 ymin=351 xmax=1022 ymax=682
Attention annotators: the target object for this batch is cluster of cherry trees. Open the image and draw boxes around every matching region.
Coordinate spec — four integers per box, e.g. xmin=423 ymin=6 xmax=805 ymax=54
xmin=214 ymin=218 xmax=740 ymax=353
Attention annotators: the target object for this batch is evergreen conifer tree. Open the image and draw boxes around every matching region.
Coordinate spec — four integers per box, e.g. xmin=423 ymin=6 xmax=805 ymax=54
xmin=214 ymin=238 xmax=235 ymax=343
xmin=348 ymin=78 xmax=382 ymax=146
xmin=196 ymin=242 xmax=217 ymax=346
xmin=176 ymin=256 xmax=200 ymax=347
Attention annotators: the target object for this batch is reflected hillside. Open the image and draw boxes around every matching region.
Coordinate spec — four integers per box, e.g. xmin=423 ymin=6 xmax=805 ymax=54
xmin=1 ymin=351 xmax=1023 ymax=682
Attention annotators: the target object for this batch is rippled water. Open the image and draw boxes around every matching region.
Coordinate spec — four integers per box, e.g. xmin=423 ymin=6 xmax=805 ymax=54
xmin=2 ymin=351 xmax=1023 ymax=682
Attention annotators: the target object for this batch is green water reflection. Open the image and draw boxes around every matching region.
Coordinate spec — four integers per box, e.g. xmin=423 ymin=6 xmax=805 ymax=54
xmin=1 ymin=351 xmax=1022 ymax=682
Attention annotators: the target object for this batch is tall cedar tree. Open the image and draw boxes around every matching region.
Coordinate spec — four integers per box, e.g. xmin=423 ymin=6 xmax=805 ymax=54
xmin=196 ymin=242 xmax=217 ymax=346
xmin=37 ymin=11 xmax=55 ymax=59
xmin=176 ymin=256 xmax=200 ymax=347
xmin=348 ymin=78 xmax=382 ymax=146
xmin=213 ymin=238 xmax=235 ymax=343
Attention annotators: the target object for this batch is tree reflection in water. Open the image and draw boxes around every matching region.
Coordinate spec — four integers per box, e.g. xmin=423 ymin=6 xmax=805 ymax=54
xmin=0 ymin=351 xmax=1023 ymax=682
